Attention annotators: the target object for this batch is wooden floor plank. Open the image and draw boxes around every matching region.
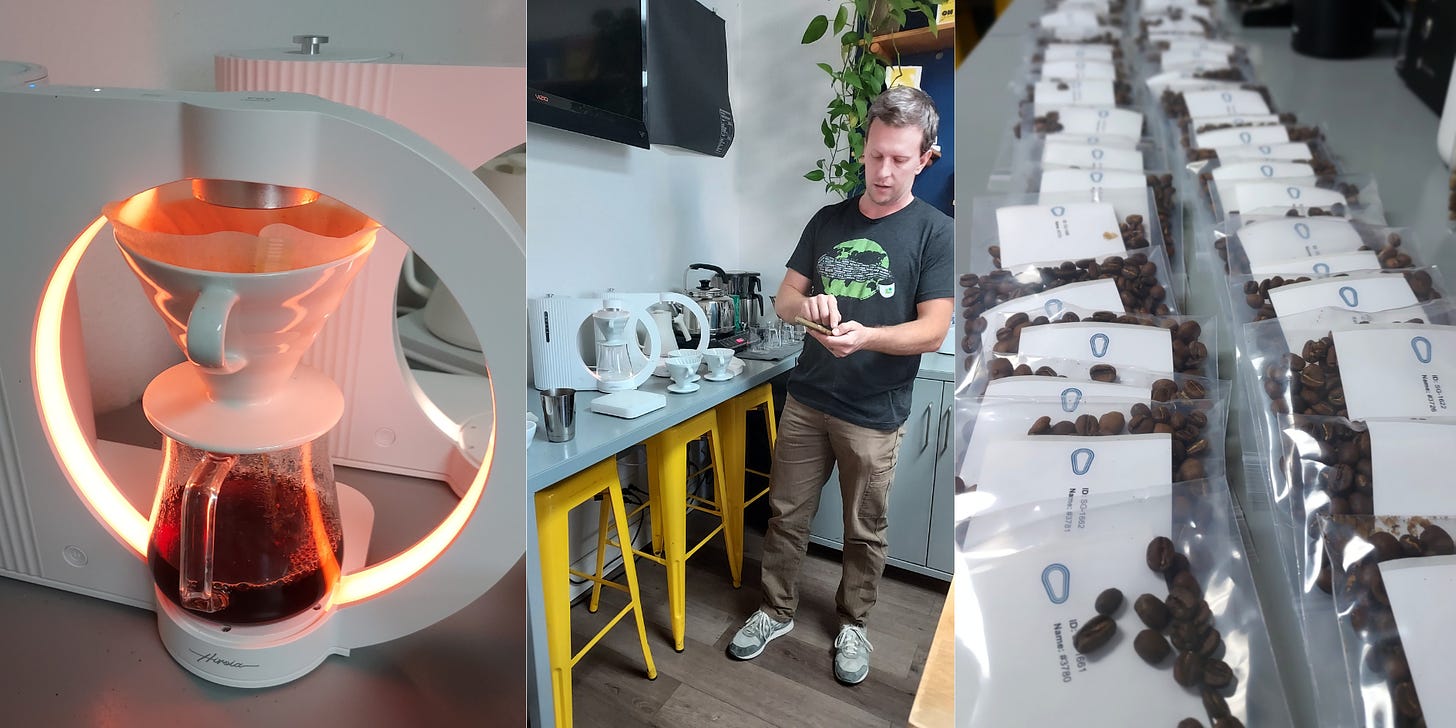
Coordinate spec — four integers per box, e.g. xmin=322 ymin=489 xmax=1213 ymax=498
xmin=566 ymin=516 xmax=947 ymax=727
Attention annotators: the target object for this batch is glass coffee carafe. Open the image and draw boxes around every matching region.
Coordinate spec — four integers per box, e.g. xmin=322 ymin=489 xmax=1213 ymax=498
xmin=147 ymin=437 xmax=343 ymax=623
xmin=105 ymin=178 xmax=379 ymax=625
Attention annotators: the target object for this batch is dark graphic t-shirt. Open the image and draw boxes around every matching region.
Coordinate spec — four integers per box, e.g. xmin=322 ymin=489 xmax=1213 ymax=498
xmin=785 ymin=196 xmax=953 ymax=430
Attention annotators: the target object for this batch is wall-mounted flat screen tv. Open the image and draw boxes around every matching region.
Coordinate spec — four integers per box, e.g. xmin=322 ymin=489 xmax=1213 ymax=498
xmin=527 ymin=0 xmax=649 ymax=149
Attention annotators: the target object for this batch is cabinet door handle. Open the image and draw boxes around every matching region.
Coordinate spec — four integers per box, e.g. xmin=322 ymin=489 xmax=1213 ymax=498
xmin=920 ymin=403 xmax=933 ymax=453
xmin=937 ymin=405 xmax=951 ymax=455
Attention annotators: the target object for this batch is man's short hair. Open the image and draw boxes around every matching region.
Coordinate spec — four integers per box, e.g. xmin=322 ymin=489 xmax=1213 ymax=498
xmin=866 ymin=86 xmax=939 ymax=154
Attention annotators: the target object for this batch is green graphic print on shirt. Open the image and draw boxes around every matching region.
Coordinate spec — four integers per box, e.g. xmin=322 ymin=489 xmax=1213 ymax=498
xmin=816 ymin=238 xmax=896 ymax=300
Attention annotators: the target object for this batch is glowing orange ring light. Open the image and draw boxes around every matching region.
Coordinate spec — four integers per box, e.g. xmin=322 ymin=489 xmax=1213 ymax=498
xmin=34 ymin=217 xmax=494 ymax=606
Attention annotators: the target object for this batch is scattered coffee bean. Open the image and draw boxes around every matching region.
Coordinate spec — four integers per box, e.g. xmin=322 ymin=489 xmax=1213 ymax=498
xmin=1134 ymin=629 xmax=1172 ymax=665
xmin=1202 ymin=687 xmax=1231 ymax=720
xmin=1173 ymin=650 xmax=1204 ymax=688
xmin=1147 ymin=536 xmax=1176 ymax=573
xmin=1135 ymin=593 xmax=1171 ymax=630
xmin=1073 ymin=614 xmax=1117 ymax=655
xmin=1177 ymin=719 xmax=1205 ymax=728
xmin=1203 ymin=659 xmax=1234 ymax=689
xmin=1095 ymin=588 xmax=1124 ymax=617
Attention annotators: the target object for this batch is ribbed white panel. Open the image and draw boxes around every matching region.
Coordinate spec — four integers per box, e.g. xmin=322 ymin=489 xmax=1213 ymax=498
xmin=0 ymin=373 xmax=41 ymax=577
xmin=216 ymin=57 xmax=395 ymax=116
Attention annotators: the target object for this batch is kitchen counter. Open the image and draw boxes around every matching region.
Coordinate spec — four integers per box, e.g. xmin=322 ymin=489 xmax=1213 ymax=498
xmin=956 ymin=3 xmax=1452 ymax=726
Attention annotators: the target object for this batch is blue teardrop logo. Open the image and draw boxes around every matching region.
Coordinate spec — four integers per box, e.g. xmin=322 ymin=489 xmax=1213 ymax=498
xmin=1259 ymin=145 xmax=1272 ymax=155
xmin=1045 ymin=298 xmax=1065 ymax=316
xmin=1042 ymin=564 xmax=1071 ymax=604
xmin=1090 ymin=171 xmax=1104 ymax=183
xmin=1098 ymin=109 xmax=1109 ymax=118
xmin=1338 ymin=286 xmax=1359 ymax=307
xmin=1294 ymin=222 xmax=1311 ymax=239
xmin=1087 ymin=136 xmax=1100 ymax=145
xmin=1092 ymin=148 xmax=1104 ymax=160
xmin=1412 ymin=336 xmax=1433 ymax=364
xmin=1051 ymin=205 xmax=1067 ymax=217
xmin=1089 ymin=332 xmax=1110 ymax=358
xmin=1070 ymin=448 xmax=1095 ymax=475
xmin=1220 ymin=91 xmax=1233 ymax=102
xmin=1286 ymin=186 xmax=1302 ymax=200
xmin=1061 ymin=387 xmax=1084 ymax=412
xmin=1239 ymin=131 xmax=1252 ymax=144
xmin=1260 ymin=164 xmax=1275 ymax=177
xmin=1313 ymin=262 xmax=1331 ymax=275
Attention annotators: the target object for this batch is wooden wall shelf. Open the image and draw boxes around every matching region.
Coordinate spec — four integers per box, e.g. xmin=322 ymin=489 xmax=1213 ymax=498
xmin=869 ymin=21 xmax=955 ymax=62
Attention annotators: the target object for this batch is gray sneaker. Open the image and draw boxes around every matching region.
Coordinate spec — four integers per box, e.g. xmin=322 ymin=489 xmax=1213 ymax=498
xmin=726 ymin=611 xmax=794 ymax=660
xmin=833 ymin=624 xmax=873 ymax=685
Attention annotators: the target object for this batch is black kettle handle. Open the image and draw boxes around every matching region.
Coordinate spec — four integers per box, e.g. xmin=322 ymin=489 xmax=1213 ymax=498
xmin=688 ymin=262 xmax=727 ymax=280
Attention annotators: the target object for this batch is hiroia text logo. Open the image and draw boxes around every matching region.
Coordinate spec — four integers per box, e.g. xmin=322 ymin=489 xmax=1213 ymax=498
xmin=189 ymin=649 xmax=259 ymax=669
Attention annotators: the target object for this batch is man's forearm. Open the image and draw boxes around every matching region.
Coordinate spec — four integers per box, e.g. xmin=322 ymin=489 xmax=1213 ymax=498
xmin=774 ymin=285 xmax=808 ymax=322
xmin=857 ymin=316 xmax=949 ymax=356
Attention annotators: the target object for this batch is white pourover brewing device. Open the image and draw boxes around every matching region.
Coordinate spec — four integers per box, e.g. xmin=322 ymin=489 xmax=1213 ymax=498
xmin=0 ymin=81 xmax=524 ymax=687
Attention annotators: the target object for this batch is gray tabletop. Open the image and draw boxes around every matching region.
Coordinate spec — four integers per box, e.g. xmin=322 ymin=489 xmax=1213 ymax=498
xmin=0 ymin=460 xmax=527 ymax=728
xmin=957 ymin=3 xmax=1450 ymax=727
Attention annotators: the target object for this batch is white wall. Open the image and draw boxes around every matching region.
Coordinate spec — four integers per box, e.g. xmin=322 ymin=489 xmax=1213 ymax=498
xmin=1 ymin=0 xmax=522 ymax=411
xmin=0 ymin=0 xmax=522 ymax=90
xmin=525 ymin=0 xmax=838 ymax=300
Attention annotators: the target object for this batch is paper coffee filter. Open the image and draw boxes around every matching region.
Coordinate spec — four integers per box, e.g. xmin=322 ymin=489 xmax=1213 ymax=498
xmin=104 ymin=180 xmax=380 ymax=274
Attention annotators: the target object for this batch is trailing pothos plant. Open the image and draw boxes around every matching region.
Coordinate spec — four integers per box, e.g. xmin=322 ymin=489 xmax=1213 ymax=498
xmin=801 ymin=0 xmax=940 ymax=198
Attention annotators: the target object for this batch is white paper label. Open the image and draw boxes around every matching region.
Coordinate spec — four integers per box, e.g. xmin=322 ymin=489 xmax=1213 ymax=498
xmin=1033 ymin=80 xmax=1117 ymax=115
xmin=1043 ymin=131 xmax=1142 ymax=149
xmin=1249 ymin=250 xmax=1383 ymax=277
xmin=1056 ymin=0 xmax=1113 ymax=12
xmin=1194 ymin=125 xmax=1291 ymax=148
xmin=1042 ymin=142 xmax=1145 ymax=172
xmin=979 ymin=278 xmax=1128 ymax=354
xmin=1239 ymin=217 xmax=1362 ymax=262
xmin=964 ymin=435 xmax=1172 ymax=516
xmin=984 ymin=377 xmax=1153 ymax=407
xmin=1040 ymin=60 xmax=1118 ymax=82
xmin=1211 ymin=163 xmax=1317 ymax=217
xmin=1269 ymin=275 xmax=1420 ymax=351
xmin=1160 ymin=59 xmax=1236 ymax=76
xmin=1038 ymin=177 xmax=1151 ymax=227
xmin=995 ymin=203 xmax=1126 ymax=268
xmin=957 ymin=493 xmax=1203 ymax=726
xmin=1214 ymin=142 xmax=1315 ymax=163
xmin=1380 ymin=555 xmax=1456 ymax=726
xmin=1182 ymin=89 xmax=1271 ymax=119
xmin=1044 ymin=43 xmax=1115 ymax=63
xmin=1044 ymin=107 xmax=1144 ymax=138
xmin=1336 ymin=325 xmax=1456 ymax=420
xmin=1161 ymin=38 xmax=1238 ymax=55
xmin=1145 ymin=72 xmax=1242 ymax=96
xmin=1040 ymin=9 xmax=1104 ymax=29
xmin=1367 ymin=421 xmax=1456 ymax=514
xmin=1192 ymin=114 xmax=1283 ymax=131
xmin=1233 ymin=183 xmax=1346 ymax=216
xmin=1162 ymin=47 xmax=1233 ymax=68
xmin=1144 ymin=17 xmax=1207 ymax=34
xmin=1017 ymin=322 xmax=1176 ymax=374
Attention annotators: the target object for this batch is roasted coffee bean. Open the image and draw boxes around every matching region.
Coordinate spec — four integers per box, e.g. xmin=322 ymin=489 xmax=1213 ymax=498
xmin=1072 ymin=615 xmax=1117 ymax=655
xmin=1075 ymin=414 xmax=1100 ymax=436
xmin=1151 ymin=379 xmax=1177 ymax=401
xmin=1095 ymin=588 xmax=1124 ymax=616
xmin=1368 ymin=531 xmax=1402 ymax=561
xmin=1203 ymin=659 xmax=1233 ymax=689
xmin=1051 ymin=420 xmax=1077 ymax=436
xmin=1135 ymin=593 xmax=1171 ymax=630
xmin=1421 ymin=525 xmax=1456 ymax=555
xmin=1029 ymin=416 xmax=1053 ymax=435
xmin=1202 ymin=688 xmax=1231 ymax=720
xmin=1098 ymin=411 xmax=1126 ymax=435
xmin=1173 ymin=651 xmax=1204 ymax=688
xmin=1171 ymin=569 xmax=1201 ymax=595
xmin=1089 ymin=364 xmax=1118 ymax=382
xmin=1147 ymin=536 xmax=1176 ymax=573
xmin=1178 ymin=720 xmax=1205 ymax=728
xmin=1178 ymin=459 xmax=1206 ymax=482
xmin=1394 ymin=681 xmax=1422 ymax=718
xmin=1212 ymin=717 xmax=1244 ymax=728
xmin=1167 ymin=589 xmax=1199 ymax=622
xmin=1133 ymin=629 xmax=1171 ymax=665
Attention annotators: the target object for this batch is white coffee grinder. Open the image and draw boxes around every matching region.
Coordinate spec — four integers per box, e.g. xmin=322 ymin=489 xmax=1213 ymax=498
xmin=0 ymin=83 xmax=523 ymax=687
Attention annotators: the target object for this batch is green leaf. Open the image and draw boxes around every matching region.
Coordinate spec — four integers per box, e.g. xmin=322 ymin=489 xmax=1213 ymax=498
xmin=890 ymin=7 xmax=906 ymax=25
xmin=854 ymin=98 xmax=868 ymax=122
xmin=834 ymin=5 xmax=849 ymax=34
xmin=841 ymin=68 xmax=863 ymax=90
xmin=816 ymin=62 xmax=835 ymax=77
xmin=805 ymin=169 xmax=826 ymax=182
xmin=802 ymin=15 xmax=829 ymax=44
xmin=841 ymin=31 xmax=860 ymax=45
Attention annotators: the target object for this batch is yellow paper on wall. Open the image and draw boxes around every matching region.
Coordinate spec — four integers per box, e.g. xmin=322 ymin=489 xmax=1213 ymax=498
xmin=937 ymin=1 xmax=955 ymax=25
xmin=889 ymin=65 xmax=923 ymax=89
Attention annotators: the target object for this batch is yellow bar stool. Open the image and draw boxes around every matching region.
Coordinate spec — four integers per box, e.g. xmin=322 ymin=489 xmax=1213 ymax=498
xmin=535 ymin=457 xmax=657 ymax=728
xmin=714 ymin=384 xmax=778 ymax=588
xmin=593 ymin=409 xmax=733 ymax=652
